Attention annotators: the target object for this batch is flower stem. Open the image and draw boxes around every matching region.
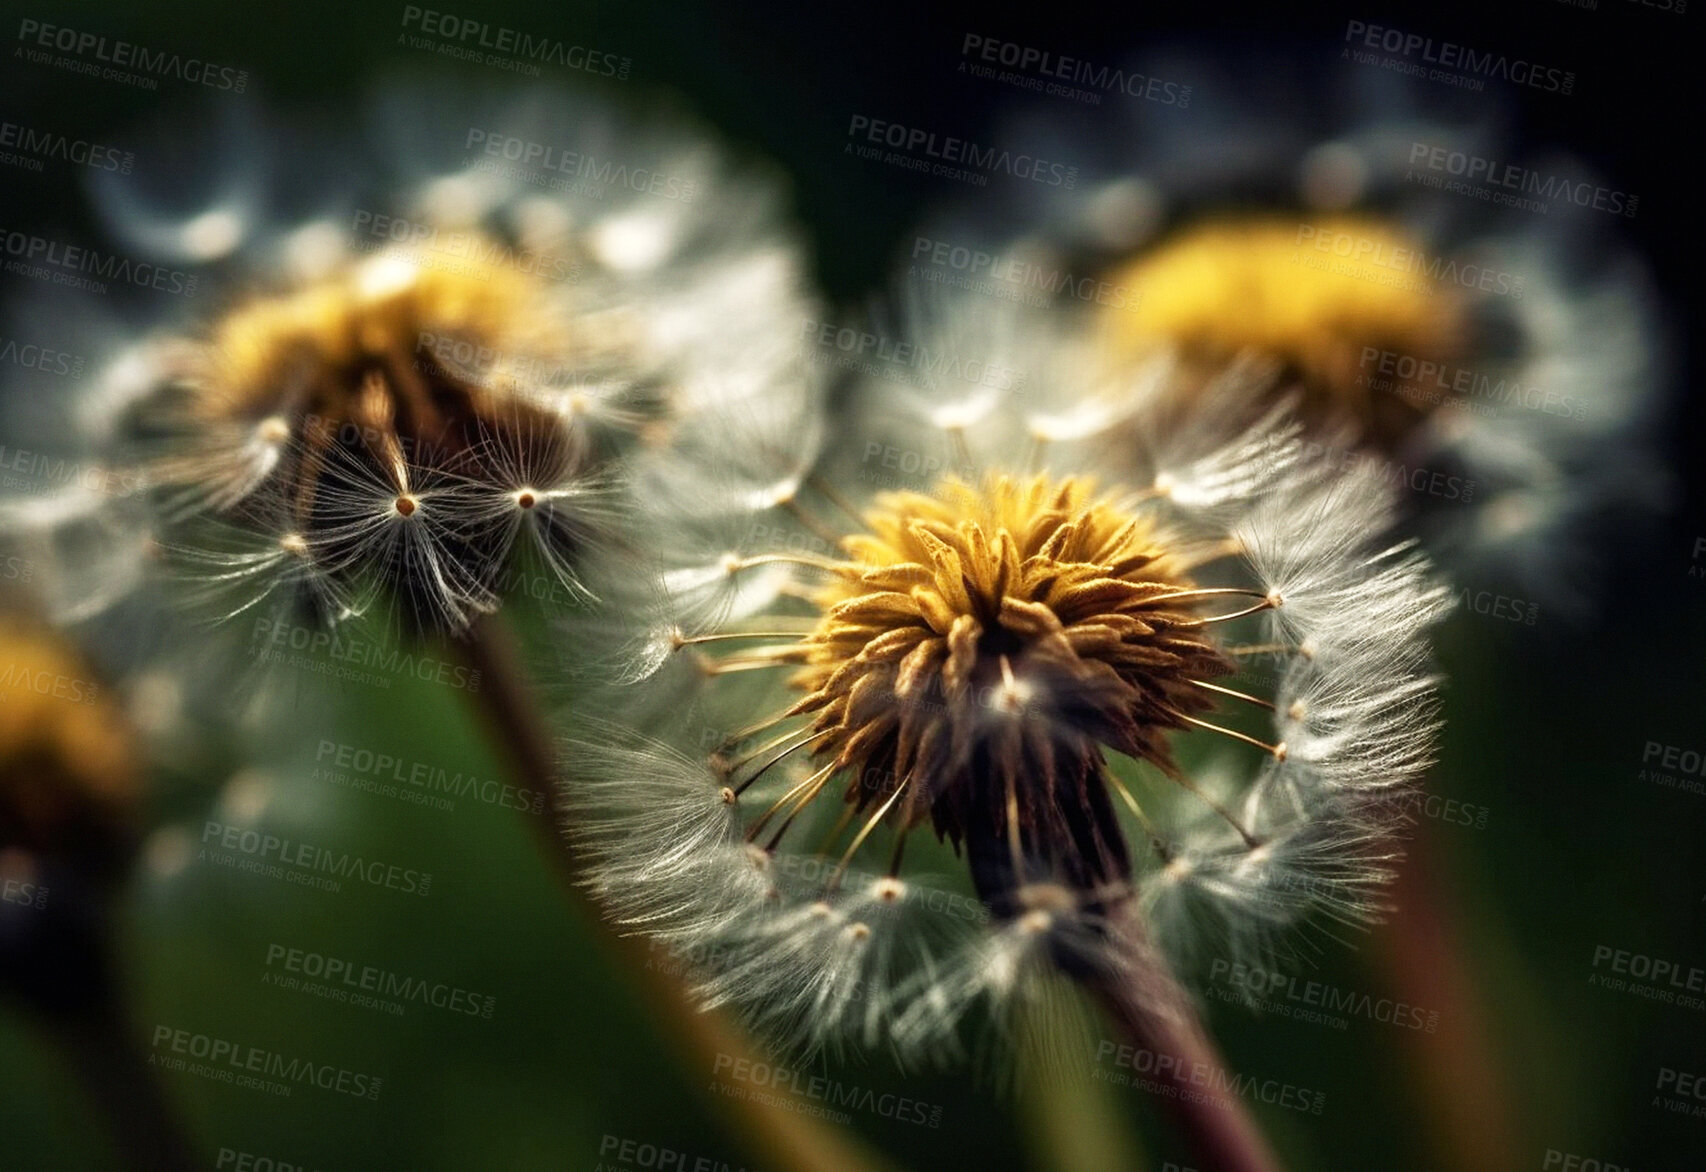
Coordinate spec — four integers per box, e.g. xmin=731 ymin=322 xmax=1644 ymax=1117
xmin=453 ymin=617 xmax=894 ymax=1172
xmin=1080 ymin=932 xmax=1286 ymax=1172
xmin=1373 ymin=829 xmax=1522 ymax=1172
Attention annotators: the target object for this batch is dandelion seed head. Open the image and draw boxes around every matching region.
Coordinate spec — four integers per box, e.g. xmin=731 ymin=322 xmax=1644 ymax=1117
xmin=747 ymin=476 xmax=804 ymax=512
xmin=282 ymin=220 xmax=346 ymax=283
xmin=216 ymin=768 xmax=274 ymax=823
xmin=512 ymin=195 xmax=575 ymax=250
xmin=927 ymin=389 xmax=1000 ymax=433
xmin=186 ymin=240 xmax=558 ymax=437
xmin=12 ymin=84 xmax=821 ymax=643
xmin=141 ymin=825 xmax=194 ymax=883
xmin=1016 ymin=882 xmax=1079 ymax=916
xmin=568 ymin=290 xmax=1449 ymax=1060
xmin=1084 ymin=177 xmax=1162 ymax=251
xmin=415 ymin=172 xmax=504 ymax=228
xmin=255 ymin=416 xmax=291 ymax=446
xmin=120 ymin=234 xmax=631 ymax=632
xmin=590 ymin=209 xmax=676 ymax=273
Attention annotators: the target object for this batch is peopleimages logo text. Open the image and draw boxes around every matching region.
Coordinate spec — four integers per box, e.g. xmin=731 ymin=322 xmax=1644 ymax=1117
xmin=1343 ymin=20 xmax=1574 ymax=94
xmin=802 ymin=318 xmax=1025 ymax=392
xmin=0 ymin=229 xmax=197 ymax=296
xmin=463 ymin=129 xmax=697 ymax=200
xmin=1409 ymin=143 xmax=1636 ymax=218
xmin=0 ymin=121 xmax=133 ymax=173
xmin=16 ymin=19 xmax=248 ymax=90
xmin=1093 ymin=1040 xmax=1327 ymax=1114
xmin=0 ymin=338 xmax=84 ymax=378
xmin=1295 ymin=224 xmax=1525 ymax=299
xmin=958 ymin=35 xmax=1191 ymax=106
xmin=263 ymin=943 xmax=496 ymax=1018
xmin=313 ymin=739 xmax=545 ymax=814
xmin=150 ymin=1025 xmax=381 ymax=1100
xmin=1356 ymin=346 xmax=1587 ymax=420
xmin=351 ymin=210 xmax=576 ymax=281
xmin=201 ymin=821 xmax=433 ymax=896
xmin=846 ymin=115 xmax=1077 ymax=188
xmin=910 ymin=235 xmax=1135 ymax=308
xmin=712 ymin=1054 xmax=944 ymax=1127
xmin=250 ymin=617 xmax=480 ymax=691
xmin=398 ymin=7 xmax=630 ymax=78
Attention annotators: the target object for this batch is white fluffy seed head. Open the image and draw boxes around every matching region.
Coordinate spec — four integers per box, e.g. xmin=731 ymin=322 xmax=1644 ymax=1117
xmin=569 ymin=289 xmax=1450 ymax=1064
xmin=10 ymin=84 xmax=819 ymax=645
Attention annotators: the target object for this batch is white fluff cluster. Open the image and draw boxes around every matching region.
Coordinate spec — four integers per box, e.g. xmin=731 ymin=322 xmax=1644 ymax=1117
xmin=565 ymin=290 xmax=1450 ymax=1061
xmin=0 ymin=83 xmax=818 ymax=638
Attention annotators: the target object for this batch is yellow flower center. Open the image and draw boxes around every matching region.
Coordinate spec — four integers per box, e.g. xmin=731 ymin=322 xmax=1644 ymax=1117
xmin=202 ymin=244 xmax=566 ymax=437
xmin=142 ymin=236 xmax=618 ymax=628
xmin=786 ymin=475 xmax=1232 ymax=907
xmin=1100 ymin=215 xmax=1467 ymax=444
xmin=156 ymin=237 xmax=603 ymax=520
xmin=0 ymin=616 xmax=137 ymax=862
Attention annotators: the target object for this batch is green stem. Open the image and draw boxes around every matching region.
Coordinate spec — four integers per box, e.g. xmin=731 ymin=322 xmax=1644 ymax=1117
xmin=454 ymin=616 xmax=894 ymax=1172
xmin=1080 ymin=931 xmax=1286 ymax=1172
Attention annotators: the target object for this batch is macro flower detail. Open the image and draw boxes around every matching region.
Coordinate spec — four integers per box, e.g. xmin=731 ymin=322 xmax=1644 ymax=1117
xmin=569 ymin=298 xmax=1450 ymax=1058
xmin=0 ymin=84 xmax=818 ymax=640
xmin=784 ymin=475 xmax=1242 ymax=914
xmin=141 ymin=241 xmax=619 ymax=631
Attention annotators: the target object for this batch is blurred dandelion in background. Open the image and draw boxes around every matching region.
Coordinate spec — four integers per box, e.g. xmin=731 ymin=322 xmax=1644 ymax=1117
xmin=914 ymin=50 xmax=1671 ymax=609
xmin=0 ymin=83 xmax=819 ymax=644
